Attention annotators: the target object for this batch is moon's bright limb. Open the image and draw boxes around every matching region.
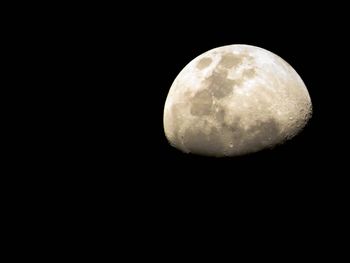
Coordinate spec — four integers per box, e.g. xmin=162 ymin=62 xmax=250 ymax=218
xmin=163 ymin=44 xmax=312 ymax=157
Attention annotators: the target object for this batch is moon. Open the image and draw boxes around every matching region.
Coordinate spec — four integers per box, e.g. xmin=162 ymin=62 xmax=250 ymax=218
xmin=163 ymin=44 xmax=312 ymax=157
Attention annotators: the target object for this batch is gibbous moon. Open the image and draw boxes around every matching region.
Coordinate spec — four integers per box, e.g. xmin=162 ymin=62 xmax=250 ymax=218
xmin=163 ymin=44 xmax=312 ymax=157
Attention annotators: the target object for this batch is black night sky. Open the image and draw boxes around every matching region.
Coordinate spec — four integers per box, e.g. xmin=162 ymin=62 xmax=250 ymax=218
xmin=20 ymin=2 xmax=348 ymax=256
xmin=6 ymin=2 xmax=349 ymax=257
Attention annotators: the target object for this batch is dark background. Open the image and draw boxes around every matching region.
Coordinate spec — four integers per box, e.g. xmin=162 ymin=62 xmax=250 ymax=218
xmin=6 ymin=2 xmax=348 ymax=256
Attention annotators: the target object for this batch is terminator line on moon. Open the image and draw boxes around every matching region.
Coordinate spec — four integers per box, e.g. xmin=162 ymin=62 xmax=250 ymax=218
xmin=163 ymin=44 xmax=312 ymax=157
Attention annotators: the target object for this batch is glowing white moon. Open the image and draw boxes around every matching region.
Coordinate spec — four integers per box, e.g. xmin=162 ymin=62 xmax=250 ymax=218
xmin=163 ymin=44 xmax=312 ymax=157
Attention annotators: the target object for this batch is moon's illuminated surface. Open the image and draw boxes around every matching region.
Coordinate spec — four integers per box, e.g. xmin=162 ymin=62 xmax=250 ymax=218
xmin=163 ymin=44 xmax=312 ymax=157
